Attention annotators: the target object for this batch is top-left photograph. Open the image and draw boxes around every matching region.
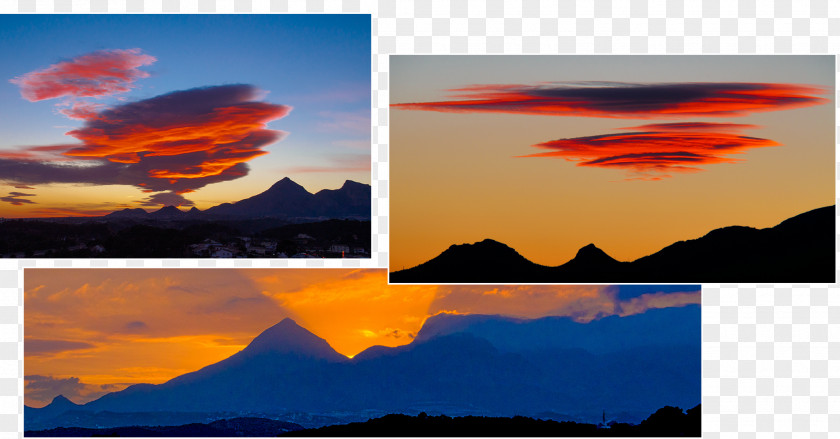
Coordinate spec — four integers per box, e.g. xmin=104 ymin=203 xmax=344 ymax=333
xmin=0 ymin=14 xmax=372 ymax=259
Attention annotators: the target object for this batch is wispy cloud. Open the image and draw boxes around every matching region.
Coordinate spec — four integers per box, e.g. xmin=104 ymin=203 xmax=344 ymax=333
xmin=430 ymin=284 xmax=701 ymax=322
xmin=282 ymin=154 xmax=370 ymax=174
xmin=10 ymin=49 xmax=156 ymax=102
xmin=619 ymin=122 xmax=760 ymax=132
xmin=317 ymin=110 xmax=371 ymax=135
xmin=0 ymin=191 xmax=37 ymax=205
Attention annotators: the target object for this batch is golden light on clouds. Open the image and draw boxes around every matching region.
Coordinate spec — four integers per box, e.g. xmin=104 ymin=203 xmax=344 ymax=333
xmin=24 ymin=268 xmax=699 ymax=407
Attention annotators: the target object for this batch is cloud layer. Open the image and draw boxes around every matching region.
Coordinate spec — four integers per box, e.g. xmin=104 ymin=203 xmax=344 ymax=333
xmin=393 ymin=81 xmax=827 ymax=118
xmin=10 ymin=49 xmax=156 ymax=102
xmin=2 ymin=85 xmax=291 ymax=206
xmin=429 ymin=284 xmax=700 ymax=322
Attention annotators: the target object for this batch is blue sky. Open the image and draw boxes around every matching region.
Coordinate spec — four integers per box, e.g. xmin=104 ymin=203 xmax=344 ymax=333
xmin=0 ymin=14 xmax=370 ymax=215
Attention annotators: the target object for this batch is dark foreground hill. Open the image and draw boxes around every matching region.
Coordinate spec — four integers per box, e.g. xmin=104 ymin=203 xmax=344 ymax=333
xmin=26 ymin=307 xmax=700 ymax=431
xmin=25 ymin=406 xmax=700 ymax=437
xmin=286 ymin=405 xmax=701 ymax=437
xmin=390 ymin=205 xmax=835 ymax=283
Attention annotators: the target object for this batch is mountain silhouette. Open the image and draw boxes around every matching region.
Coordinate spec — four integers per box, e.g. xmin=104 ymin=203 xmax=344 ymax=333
xmin=149 ymin=205 xmax=187 ymax=218
xmin=24 ymin=395 xmax=80 ymax=422
xmin=391 ymin=205 xmax=835 ymax=283
xmin=204 ymin=177 xmax=370 ymax=219
xmin=389 ymin=239 xmax=552 ymax=282
xmin=103 ymin=208 xmax=148 ymax=219
xmin=26 ymin=307 xmax=700 ymax=431
xmin=99 ymin=178 xmax=371 ymax=221
xmin=238 ymin=318 xmax=348 ymax=361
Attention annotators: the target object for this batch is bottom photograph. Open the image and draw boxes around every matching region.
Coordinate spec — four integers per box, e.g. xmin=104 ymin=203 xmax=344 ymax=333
xmin=24 ymin=269 xmax=700 ymax=437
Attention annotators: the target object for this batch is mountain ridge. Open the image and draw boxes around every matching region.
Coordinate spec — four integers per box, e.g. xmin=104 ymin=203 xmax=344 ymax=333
xmin=102 ymin=177 xmax=371 ymax=220
xmin=390 ymin=205 xmax=835 ymax=283
xmin=26 ymin=306 xmax=700 ymax=430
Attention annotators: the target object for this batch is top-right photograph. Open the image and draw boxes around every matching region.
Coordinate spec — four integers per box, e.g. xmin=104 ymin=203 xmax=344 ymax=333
xmin=389 ymin=55 xmax=834 ymax=284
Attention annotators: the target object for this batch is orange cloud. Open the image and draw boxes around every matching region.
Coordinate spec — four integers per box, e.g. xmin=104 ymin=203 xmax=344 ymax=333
xmin=64 ymin=86 xmax=290 ymax=183
xmin=521 ymin=130 xmax=779 ymax=179
xmin=0 ymin=85 xmax=291 ymax=206
xmin=392 ymin=82 xmax=828 ymax=118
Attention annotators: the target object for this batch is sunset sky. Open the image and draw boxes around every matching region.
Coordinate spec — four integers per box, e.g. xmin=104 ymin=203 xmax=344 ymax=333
xmin=390 ymin=55 xmax=834 ymax=270
xmin=0 ymin=14 xmax=370 ymax=217
xmin=24 ymin=268 xmax=699 ymax=407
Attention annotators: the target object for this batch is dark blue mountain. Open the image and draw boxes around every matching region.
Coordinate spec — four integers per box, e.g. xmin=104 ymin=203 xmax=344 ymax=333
xmin=205 ymin=178 xmax=370 ymax=219
xmin=26 ymin=307 xmax=699 ymax=430
xmin=412 ymin=305 xmax=700 ymax=355
xmin=101 ymin=178 xmax=371 ymax=221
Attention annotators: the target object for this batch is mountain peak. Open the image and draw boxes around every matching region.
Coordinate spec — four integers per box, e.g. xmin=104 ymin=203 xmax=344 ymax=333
xmin=340 ymin=179 xmax=367 ymax=189
xmin=152 ymin=205 xmax=184 ymax=215
xmin=241 ymin=318 xmax=346 ymax=361
xmin=104 ymin=207 xmax=148 ymax=218
xmin=445 ymin=239 xmax=518 ymax=255
xmin=268 ymin=177 xmax=307 ymax=191
xmin=570 ymin=243 xmax=618 ymax=264
xmin=49 ymin=394 xmax=77 ymax=407
xmin=202 ymin=177 xmax=371 ymax=219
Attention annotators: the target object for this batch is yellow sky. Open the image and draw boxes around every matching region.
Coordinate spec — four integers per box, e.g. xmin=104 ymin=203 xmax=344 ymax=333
xmin=24 ymin=268 xmax=699 ymax=407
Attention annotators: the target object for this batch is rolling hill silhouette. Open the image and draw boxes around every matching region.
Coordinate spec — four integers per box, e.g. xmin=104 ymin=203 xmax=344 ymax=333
xmin=25 ymin=307 xmax=700 ymax=431
xmin=390 ymin=205 xmax=835 ymax=283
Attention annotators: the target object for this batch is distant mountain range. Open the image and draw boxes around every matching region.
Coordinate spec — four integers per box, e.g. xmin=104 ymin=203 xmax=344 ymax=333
xmin=390 ymin=206 xmax=835 ymax=283
xmin=25 ymin=306 xmax=700 ymax=431
xmin=105 ymin=178 xmax=370 ymax=220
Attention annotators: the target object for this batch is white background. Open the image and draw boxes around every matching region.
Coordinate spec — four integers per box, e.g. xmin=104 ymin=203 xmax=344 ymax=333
xmin=0 ymin=1 xmax=839 ymax=437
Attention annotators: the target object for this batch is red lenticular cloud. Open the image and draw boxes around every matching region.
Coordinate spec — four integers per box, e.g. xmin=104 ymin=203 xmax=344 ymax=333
xmin=10 ymin=49 xmax=156 ymax=102
xmin=63 ymin=84 xmax=291 ymax=191
xmin=393 ymin=82 xmax=828 ymax=118
xmin=0 ymin=85 xmax=291 ymax=206
xmin=521 ymin=130 xmax=780 ymax=179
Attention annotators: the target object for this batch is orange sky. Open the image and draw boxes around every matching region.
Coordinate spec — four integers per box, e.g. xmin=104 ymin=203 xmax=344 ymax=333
xmin=389 ymin=55 xmax=835 ymax=269
xmin=24 ymin=268 xmax=700 ymax=407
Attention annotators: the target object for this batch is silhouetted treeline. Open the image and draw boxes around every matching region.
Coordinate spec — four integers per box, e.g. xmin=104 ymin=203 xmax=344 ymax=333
xmin=285 ymin=405 xmax=701 ymax=437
